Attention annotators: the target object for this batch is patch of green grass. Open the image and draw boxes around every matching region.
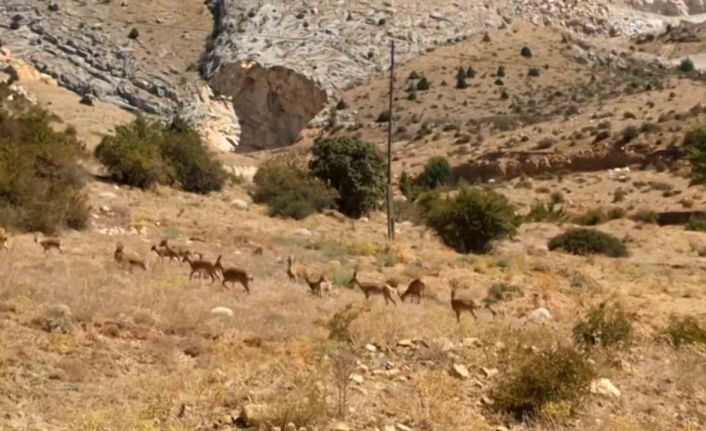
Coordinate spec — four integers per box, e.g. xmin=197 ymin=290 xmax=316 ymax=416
xmin=663 ymin=316 xmax=706 ymax=347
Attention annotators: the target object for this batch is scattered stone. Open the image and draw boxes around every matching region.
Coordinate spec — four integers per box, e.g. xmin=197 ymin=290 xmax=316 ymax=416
xmin=450 ymin=363 xmax=470 ymax=380
xmin=332 ymin=423 xmax=352 ymax=431
xmin=528 ymin=307 xmax=552 ymax=321
xmin=480 ymin=395 xmax=495 ymax=406
xmin=231 ymin=199 xmax=249 ymax=210
xmin=461 ymin=337 xmax=482 ymax=348
xmin=397 ymin=339 xmax=413 ymax=348
xmin=293 ymin=228 xmax=312 ymax=238
xmin=238 ymin=404 xmax=271 ymax=427
xmin=591 ymin=378 xmax=621 ymax=397
xmin=481 ymin=367 xmax=499 ymax=378
xmin=365 ymin=343 xmax=378 ymax=352
xmin=79 ymin=94 xmax=94 ymax=106
xmin=128 ymin=28 xmax=140 ymax=40
xmin=349 ymin=373 xmax=364 ymax=384
xmin=396 ymin=424 xmax=412 ymax=431
xmin=211 ymin=306 xmax=234 ymax=317
xmin=284 ymin=423 xmax=296 ymax=431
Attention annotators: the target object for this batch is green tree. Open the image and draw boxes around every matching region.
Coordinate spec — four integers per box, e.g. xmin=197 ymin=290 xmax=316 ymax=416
xmin=420 ymin=156 xmax=454 ymax=189
xmin=426 ymin=186 xmax=520 ymax=253
xmin=309 ymin=138 xmax=386 ymax=218
xmin=685 ymin=124 xmax=706 ymax=184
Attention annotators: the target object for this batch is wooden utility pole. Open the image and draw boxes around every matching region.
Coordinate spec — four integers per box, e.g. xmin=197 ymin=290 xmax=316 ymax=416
xmin=386 ymin=40 xmax=396 ymax=241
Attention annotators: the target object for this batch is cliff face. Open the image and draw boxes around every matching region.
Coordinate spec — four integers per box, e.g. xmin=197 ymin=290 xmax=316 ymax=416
xmin=202 ymin=0 xmax=502 ymax=151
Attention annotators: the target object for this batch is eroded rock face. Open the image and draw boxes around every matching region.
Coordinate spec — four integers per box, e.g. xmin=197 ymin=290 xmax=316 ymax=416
xmin=209 ymin=61 xmax=327 ymax=151
xmin=630 ymin=0 xmax=706 ymax=16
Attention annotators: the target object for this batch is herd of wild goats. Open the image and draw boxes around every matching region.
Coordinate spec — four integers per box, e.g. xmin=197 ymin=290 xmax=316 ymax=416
xmin=0 ymin=228 xmax=499 ymax=323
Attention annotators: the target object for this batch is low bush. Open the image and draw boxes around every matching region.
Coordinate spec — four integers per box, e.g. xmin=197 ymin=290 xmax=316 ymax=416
xmin=0 ymin=91 xmax=89 ymax=234
xmin=525 ymin=201 xmax=565 ymax=223
xmin=426 ymin=186 xmax=520 ymax=253
xmin=520 ymin=46 xmax=533 ymax=58
xmin=492 ymin=345 xmax=595 ymax=421
xmin=685 ymin=124 xmax=706 ymax=184
xmin=95 ymin=117 xmax=225 ymax=193
xmin=632 ymin=209 xmax=658 ymax=224
xmin=548 ymin=228 xmax=628 ymax=257
xmin=663 ymin=316 xmax=706 ymax=347
xmin=485 ymin=282 xmax=524 ymax=305
xmin=253 ymin=158 xmax=337 ymax=220
xmin=679 ymin=58 xmax=695 ymax=73
xmin=309 ymin=138 xmax=386 ymax=218
xmin=686 ymin=215 xmax=706 ymax=232
xmin=573 ymin=302 xmax=634 ymax=348
xmin=420 ymin=156 xmax=454 ymax=189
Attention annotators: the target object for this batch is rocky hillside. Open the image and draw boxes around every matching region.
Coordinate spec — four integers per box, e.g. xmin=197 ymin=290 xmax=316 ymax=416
xmin=4 ymin=0 xmax=701 ymax=153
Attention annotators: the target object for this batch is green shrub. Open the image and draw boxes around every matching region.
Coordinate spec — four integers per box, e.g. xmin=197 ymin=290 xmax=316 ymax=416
xmin=679 ymin=58 xmax=695 ymax=73
xmin=520 ymin=46 xmax=533 ymax=58
xmin=253 ymin=158 xmax=337 ymax=220
xmin=572 ymin=208 xmax=608 ymax=226
xmin=417 ymin=77 xmax=430 ymax=91
xmin=309 ymin=138 xmax=386 ymax=218
xmin=485 ymin=282 xmax=524 ymax=305
xmin=663 ymin=316 xmax=706 ymax=347
xmin=526 ymin=201 xmax=565 ymax=223
xmin=160 ymin=118 xmax=227 ymax=193
xmin=632 ymin=209 xmax=658 ymax=224
xmin=426 ymin=186 xmax=520 ymax=253
xmin=492 ymin=345 xmax=595 ymax=421
xmin=548 ymin=228 xmax=628 ymax=257
xmin=621 ymin=125 xmax=639 ymax=144
xmin=496 ymin=66 xmax=506 ymax=78
xmin=685 ymin=124 xmax=706 ymax=184
xmin=0 ymin=93 xmax=89 ymax=234
xmin=573 ymin=302 xmax=634 ymax=348
xmin=686 ymin=215 xmax=706 ymax=232
xmin=95 ymin=117 xmax=225 ymax=193
xmin=376 ymin=110 xmax=391 ymax=123
xmin=420 ymin=156 xmax=454 ymax=189
xmin=466 ymin=66 xmax=476 ymax=78
xmin=528 ymin=67 xmax=540 ymax=77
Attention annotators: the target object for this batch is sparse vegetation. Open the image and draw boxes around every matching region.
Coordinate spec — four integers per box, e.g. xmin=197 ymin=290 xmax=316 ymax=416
xmin=492 ymin=345 xmax=595 ymax=421
xmin=573 ymin=302 xmax=634 ymax=348
xmin=0 ymin=89 xmax=89 ymax=234
xmin=684 ymin=124 xmax=706 ymax=184
xmin=310 ymin=138 xmax=386 ymax=218
xmin=679 ymin=58 xmax=695 ymax=73
xmin=95 ymin=117 xmax=226 ymax=194
xmin=548 ymin=228 xmax=628 ymax=257
xmin=420 ymin=156 xmax=454 ymax=189
xmin=528 ymin=67 xmax=540 ymax=77
xmin=417 ymin=77 xmax=431 ymax=91
xmin=686 ymin=215 xmax=706 ymax=232
xmin=253 ymin=157 xmax=338 ymax=220
xmin=520 ymin=46 xmax=533 ymax=58
xmin=663 ymin=316 xmax=706 ymax=347
xmin=526 ymin=201 xmax=565 ymax=223
xmin=426 ymin=186 xmax=520 ymax=253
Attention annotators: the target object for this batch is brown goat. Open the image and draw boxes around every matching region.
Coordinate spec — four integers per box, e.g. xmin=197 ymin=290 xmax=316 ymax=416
xmin=35 ymin=234 xmax=61 ymax=253
xmin=214 ymin=256 xmax=252 ymax=294
xmin=306 ymin=275 xmax=331 ymax=297
xmin=114 ymin=243 xmax=148 ymax=271
xmin=183 ymin=254 xmax=219 ymax=283
xmin=286 ymin=255 xmax=310 ymax=283
xmin=350 ymin=270 xmax=396 ymax=306
xmin=400 ymin=278 xmax=426 ymax=303
xmin=450 ymin=284 xmax=496 ymax=323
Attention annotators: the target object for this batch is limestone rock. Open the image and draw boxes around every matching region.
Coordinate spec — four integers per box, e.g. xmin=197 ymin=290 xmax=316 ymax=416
xmin=231 ymin=199 xmax=249 ymax=210
xmin=450 ymin=363 xmax=470 ymax=380
xmin=238 ymin=404 xmax=271 ymax=427
xmin=211 ymin=306 xmax=234 ymax=317
xmin=590 ymin=378 xmax=621 ymax=397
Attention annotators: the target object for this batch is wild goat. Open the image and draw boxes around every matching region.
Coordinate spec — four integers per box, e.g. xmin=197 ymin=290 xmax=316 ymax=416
xmin=158 ymin=239 xmax=191 ymax=260
xmin=400 ymin=278 xmax=426 ymax=303
xmin=114 ymin=243 xmax=148 ymax=271
xmin=350 ymin=270 xmax=396 ymax=306
xmin=0 ymin=228 xmax=8 ymax=252
xmin=214 ymin=256 xmax=252 ymax=294
xmin=183 ymin=254 xmax=219 ymax=283
xmin=450 ymin=284 xmax=497 ymax=323
xmin=151 ymin=244 xmax=181 ymax=263
xmin=286 ymin=255 xmax=310 ymax=283
xmin=306 ymin=275 xmax=331 ymax=297
xmin=35 ymin=234 xmax=62 ymax=253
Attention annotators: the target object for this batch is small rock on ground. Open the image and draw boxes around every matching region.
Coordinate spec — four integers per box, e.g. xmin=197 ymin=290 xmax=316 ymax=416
xmin=450 ymin=363 xmax=470 ymax=380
